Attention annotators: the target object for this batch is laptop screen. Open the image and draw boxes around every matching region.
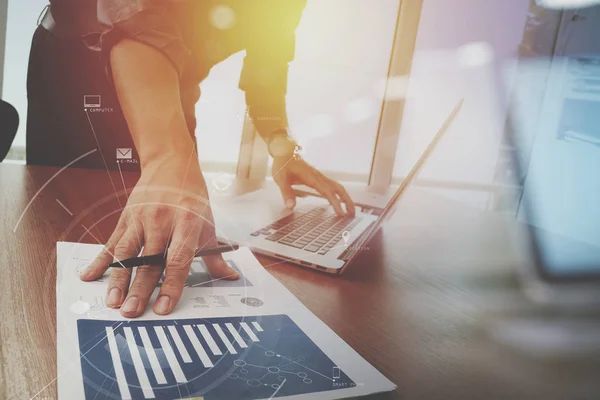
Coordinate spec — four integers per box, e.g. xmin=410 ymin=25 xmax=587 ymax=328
xmin=343 ymin=100 xmax=463 ymax=264
xmin=509 ymin=56 xmax=600 ymax=280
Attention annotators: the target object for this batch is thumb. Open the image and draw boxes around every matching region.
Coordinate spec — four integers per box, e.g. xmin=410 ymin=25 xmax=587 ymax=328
xmin=197 ymin=208 xmax=239 ymax=280
xmin=202 ymin=254 xmax=240 ymax=281
xmin=199 ymin=232 xmax=239 ymax=281
xmin=276 ymin=178 xmax=296 ymax=209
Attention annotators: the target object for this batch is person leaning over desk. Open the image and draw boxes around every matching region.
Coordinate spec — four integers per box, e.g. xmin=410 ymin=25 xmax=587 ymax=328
xmin=28 ymin=0 xmax=355 ymax=318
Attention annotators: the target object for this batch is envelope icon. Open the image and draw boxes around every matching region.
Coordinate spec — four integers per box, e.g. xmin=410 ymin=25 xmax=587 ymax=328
xmin=116 ymin=148 xmax=132 ymax=159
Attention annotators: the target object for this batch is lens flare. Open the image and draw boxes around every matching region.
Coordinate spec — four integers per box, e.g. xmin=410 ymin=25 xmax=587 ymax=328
xmin=210 ymin=5 xmax=236 ymax=30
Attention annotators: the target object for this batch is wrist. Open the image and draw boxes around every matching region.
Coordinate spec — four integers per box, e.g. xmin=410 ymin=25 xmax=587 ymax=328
xmin=140 ymin=147 xmax=199 ymax=173
xmin=266 ymin=128 xmax=301 ymax=159
xmin=139 ymin=140 xmax=197 ymax=169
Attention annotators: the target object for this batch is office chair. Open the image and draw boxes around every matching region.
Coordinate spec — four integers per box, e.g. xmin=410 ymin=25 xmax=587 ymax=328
xmin=0 ymin=99 xmax=19 ymax=162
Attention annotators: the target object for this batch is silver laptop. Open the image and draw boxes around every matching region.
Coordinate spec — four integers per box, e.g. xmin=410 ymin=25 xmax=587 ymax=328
xmin=214 ymin=100 xmax=463 ymax=274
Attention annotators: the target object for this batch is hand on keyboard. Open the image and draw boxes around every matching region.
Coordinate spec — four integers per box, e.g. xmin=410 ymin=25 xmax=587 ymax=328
xmin=272 ymin=156 xmax=355 ymax=217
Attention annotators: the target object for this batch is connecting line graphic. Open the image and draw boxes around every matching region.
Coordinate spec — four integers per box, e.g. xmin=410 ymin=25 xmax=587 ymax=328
xmin=85 ymin=110 xmax=122 ymax=209
xmin=251 ymin=342 xmax=335 ymax=382
xmin=227 ymin=339 xmax=336 ymax=396
xmin=97 ymin=368 xmax=118 ymax=400
xmin=326 ymin=243 xmax=350 ymax=253
xmin=229 ymin=357 xmax=312 ymax=391
xmin=12 ymin=148 xmax=97 ymax=232
xmin=163 ymin=144 xmax=198 ymax=260
xmin=164 ymin=329 xmax=193 ymax=400
xmin=278 ymin=357 xmax=333 ymax=382
xmin=268 ymin=378 xmax=287 ymax=400
xmin=13 ymin=321 xmax=124 ymax=400
xmin=116 ymin=162 xmax=143 ymax=251
xmin=271 ymin=155 xmax=296 ymax=179
xmin=173 ymin=213 xmax=213 ymax=269
xmin=56 ymin=199 xmax=74 ymax=216
xmin=90 ymin=323 xmax=130 ymax=400
xmin=81 ymin=225 xmax=129 ymax=270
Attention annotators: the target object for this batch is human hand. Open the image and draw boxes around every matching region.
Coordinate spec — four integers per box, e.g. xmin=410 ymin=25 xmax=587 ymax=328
xmin=272 ymin=155 xmax=355 ymax=216
xmin=80 ymin=154 xmax=239 ymax=317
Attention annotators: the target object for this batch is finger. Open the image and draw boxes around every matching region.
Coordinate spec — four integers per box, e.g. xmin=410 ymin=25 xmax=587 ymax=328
xmin=274 ymin=174 xmax=296 ymax=209
xmin=198 ymin=216 xmax=240 ymax=281
xmin=203 ymin=254 xmax=240 ymax=281
xmin=120 ymin=229 xmax=169 ymax=318
xmin=332 ymin=181 xmax=356 ymax=216
xmin=311 ymin=175 xmax=345 ymax=216
xmin=105 ymin=227 xmax=143 ymax=308
xmin=80 ymin=219 xmax=127 ymax=281
xmin=154 ymin=211 xmax=200 ymax=315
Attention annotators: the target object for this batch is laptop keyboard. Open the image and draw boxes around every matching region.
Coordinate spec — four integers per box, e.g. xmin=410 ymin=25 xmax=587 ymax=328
xmin=250 ymin=206 xmax=361 ymax=255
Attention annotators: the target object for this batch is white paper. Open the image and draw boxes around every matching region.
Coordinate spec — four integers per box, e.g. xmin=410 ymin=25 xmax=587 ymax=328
xmin=57 ymin=242 xmax=396 ymax=400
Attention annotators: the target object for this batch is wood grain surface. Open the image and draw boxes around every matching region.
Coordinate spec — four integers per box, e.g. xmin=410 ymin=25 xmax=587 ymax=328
xmin=1 ymin=164 xmax=599 ymax=400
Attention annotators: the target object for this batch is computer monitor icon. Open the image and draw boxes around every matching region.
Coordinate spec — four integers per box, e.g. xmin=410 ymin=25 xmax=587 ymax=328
xmin=84 ymin=95 xmax=101 ymax=108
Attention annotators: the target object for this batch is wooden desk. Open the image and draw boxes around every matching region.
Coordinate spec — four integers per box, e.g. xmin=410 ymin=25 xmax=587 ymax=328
xmin=1 ymin=164 xmax=599 ymax=400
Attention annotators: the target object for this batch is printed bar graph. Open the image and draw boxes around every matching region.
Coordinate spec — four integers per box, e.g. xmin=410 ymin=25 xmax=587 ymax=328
xmin=168 ymin=325 xmax=193 ymax=363
xmin=154 ymin=326 xmax=187 ymax=383
xmin=213 ymin=323 xmax=237 ymax=355
xmin=183 ymin=325 xmax=214 ymax=368
xmin=240 ymin=322 xmax=260 ymax=342
xmin=123 ymin=327 xmax=155 ymax=399
xmin=198 ymin=324 xmax=223 ymax=355
xmin=105 ymin=326 xmax=132 ymax=400
xmin=252 ymin=321 xmax=264 ymax=332
xmin=226 ymin=323 xmax=248 ymax=348
xmin=138 ymin=327 xmax=167 ymax=384
xmin=78 ymin=315 xmax=355 ymax=400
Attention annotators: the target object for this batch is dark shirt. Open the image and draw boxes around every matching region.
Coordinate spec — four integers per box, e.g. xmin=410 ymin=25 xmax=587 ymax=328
xmin=50 ymin=0 xmax=307 ymax=136
xmin=49 ymin=0 xmax=99 ymax=34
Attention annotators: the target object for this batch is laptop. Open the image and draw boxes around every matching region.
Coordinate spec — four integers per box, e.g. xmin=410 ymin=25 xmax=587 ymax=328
xmin=214 ymin=99 xmax=464 ymax=274
xmin=84 ymin=95 xmax=102 ymax=108
xmin=499 ymin=56 xmax=600 ymax=308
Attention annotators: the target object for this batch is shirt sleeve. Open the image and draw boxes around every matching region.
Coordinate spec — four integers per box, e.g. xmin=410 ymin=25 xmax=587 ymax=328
xmin=97 ymin=0 xmax=191 ymax=79
xmin=240 ymin=0 xmax=307 ymax=134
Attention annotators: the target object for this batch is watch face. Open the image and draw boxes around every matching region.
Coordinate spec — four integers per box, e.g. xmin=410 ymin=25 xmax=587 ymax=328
xmin=268 ymin=135 xmax=297 ymax=158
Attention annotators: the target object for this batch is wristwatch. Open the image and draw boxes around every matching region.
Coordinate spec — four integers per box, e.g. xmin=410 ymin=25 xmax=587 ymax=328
xmin=266 ymin=128 xmax=302 ymax=158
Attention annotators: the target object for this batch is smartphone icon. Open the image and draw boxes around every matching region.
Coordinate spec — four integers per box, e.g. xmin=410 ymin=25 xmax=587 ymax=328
xmin=333 ymin=366 xmax=340 ymax=379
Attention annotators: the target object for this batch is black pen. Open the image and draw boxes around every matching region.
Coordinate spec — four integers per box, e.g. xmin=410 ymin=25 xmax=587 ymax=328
xmin=107 ymin=244 xmax=239 ymax=269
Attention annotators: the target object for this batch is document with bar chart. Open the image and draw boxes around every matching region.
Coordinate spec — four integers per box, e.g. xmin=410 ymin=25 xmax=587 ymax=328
xmin=56 ymin=242 xmax=396 ymax=399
